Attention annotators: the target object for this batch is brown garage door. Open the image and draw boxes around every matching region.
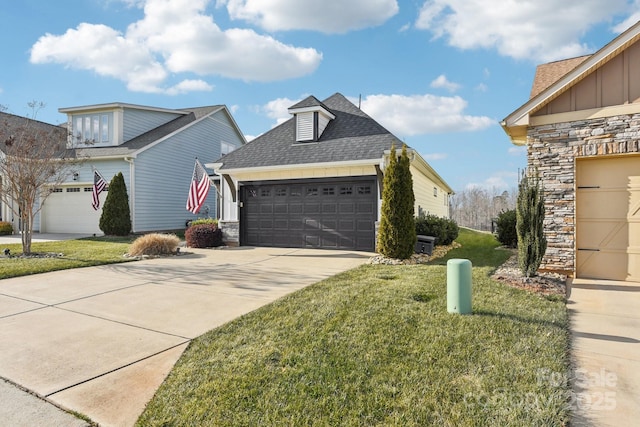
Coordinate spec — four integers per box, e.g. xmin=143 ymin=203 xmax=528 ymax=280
xmin=241 ymin=177 xmax=376 ymax=251
xmin=576 ymin=155 xmax=640 ymax=281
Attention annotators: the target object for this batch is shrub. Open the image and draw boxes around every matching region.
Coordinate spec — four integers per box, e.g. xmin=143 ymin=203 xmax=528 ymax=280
xmin=415 ymin=214 xmax=459 ymax=246
xmin=186 ymin=223 xmax=223 ymax=248
xmin=189 ymin=218 xmax=218 ymax=227
xmin=129 ymin=233 xmax=180 ymax=256
xmin=377 ymin=144 xmax=416 ymax=259
xmin=495 ymin=209 xmax=517 ymax=247
xmin=517 ymin=169 xmax=547 ymax=277
xmin=99 ymin=172 xmax=132 ymax=236
xmin=0 ymin=221 xmax=13 ymax=235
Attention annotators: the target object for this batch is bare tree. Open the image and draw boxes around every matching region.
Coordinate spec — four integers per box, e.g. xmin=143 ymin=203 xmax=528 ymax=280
xmin=451 ymin=186 xmax=517 ymax=231
xmin=0 ymin=102 xmax=80 ymax=254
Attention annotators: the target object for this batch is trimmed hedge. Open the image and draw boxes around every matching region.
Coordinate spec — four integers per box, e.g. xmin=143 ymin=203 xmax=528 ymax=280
xmin=0 ymin=221 xmax=13 ymax=235
xmin=415 ymin=214 xmax=459 ymax=246
xmin=186 ymin=223 xmax=223 ymax=248
xmin=495 ymin=209 xmax=517 ymax=248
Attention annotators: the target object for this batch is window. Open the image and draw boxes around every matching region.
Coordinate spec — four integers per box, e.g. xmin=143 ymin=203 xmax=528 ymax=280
xmin=221 ymin=141 xmax=235 ymax=156
xmin=51 ymin=188 xmax=63 ymax=193
xmin=340 ymin=186 xmax=352 ymax=195
xmin=260 ymin=188 xmax=271 ymax=197
xmin=66 ymin=187 xmax=81 ymax=193
xmin=433 ymin=187 xmax=438 ymax=197
xmin=290 ymin=187 xmax=301 ymax=196
xmin=357 ymin=186 xmax=371 ymax=195
xmin=322 ymin=187 xmax=335 ymax=196
xmin=306 ymin=187 xmax=318 ymax=196
xmin=276 ymin=188 xmax=287 ymax=197
xmin=72 ymin=113 xmax=111 ymax=145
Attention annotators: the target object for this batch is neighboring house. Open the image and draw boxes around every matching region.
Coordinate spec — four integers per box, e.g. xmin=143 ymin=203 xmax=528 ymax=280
xmin=210 ymin=92 xmax=453 ymax=252
xmin=502 ymin=20 xmax=640 ymax=282
xmin=4 ymin=103 xmax=245 ymax=235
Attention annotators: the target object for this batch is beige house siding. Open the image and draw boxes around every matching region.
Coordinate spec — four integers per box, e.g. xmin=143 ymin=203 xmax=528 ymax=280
xmin=527 ymin=112 xmax=640 ymax=273
xmin=229 ymin=165 xmax=376 ymax=182
xmin=411 ymin=165 xmax=449 ymax=218
xmin=533 ymin=41 xmax=640 ymax=116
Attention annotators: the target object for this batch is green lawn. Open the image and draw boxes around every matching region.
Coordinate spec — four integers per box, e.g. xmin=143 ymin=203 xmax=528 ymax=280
xmin=137 ymin=229 xmax=570 ymax=426
xmin=0 ymin=236 xmax=135 ymax=279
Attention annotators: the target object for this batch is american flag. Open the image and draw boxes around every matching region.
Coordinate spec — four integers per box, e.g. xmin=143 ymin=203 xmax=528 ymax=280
xmin=92 ymin=169 xmax=108 ymax=210
xmin=186 ymin=159 xmax=210 ymax=214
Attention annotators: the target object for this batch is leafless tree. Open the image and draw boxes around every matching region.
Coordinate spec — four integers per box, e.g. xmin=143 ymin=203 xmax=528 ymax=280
xmin=0 ymin=102 xmax=81 ymax=254
xmin=451 ymin=186 xmax=517 ymax=231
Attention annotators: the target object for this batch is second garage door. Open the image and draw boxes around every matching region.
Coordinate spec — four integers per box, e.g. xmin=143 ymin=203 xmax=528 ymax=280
xmin=241 ymin=177 xmax=377 ymax=251
xmin=576 ymin=155 xmax=640 ymax=281
xmin=40 ymin=186 xmax=103 ymax=234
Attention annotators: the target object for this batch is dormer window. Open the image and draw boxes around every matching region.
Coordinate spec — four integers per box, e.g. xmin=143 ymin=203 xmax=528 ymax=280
xmin=71 ymin=113 xmax=112 ymax=146
xmin=288 ymin=96 xmax=335 ymax=143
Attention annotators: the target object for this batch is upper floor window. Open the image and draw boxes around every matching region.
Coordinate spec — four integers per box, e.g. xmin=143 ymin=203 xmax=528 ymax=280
xmin=72 ymin=113 xmax=111 ymax=146
xmin=221 ymin=141 xmax=235 ymax=156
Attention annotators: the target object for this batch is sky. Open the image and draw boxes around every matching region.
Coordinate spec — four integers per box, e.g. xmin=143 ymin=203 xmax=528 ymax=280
xmin=1 ymin=0 xmax=639 ymax=193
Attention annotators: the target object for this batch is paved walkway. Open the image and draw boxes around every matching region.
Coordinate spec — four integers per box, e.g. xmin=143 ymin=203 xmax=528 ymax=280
xmin=568 ymin=278 xmax=640 ymax=426
xmin=0 ymin=246 xmax=372 ymax=426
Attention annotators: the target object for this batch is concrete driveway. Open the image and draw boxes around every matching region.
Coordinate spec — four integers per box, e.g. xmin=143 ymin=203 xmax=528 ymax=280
xmin=0 ymin=246 xmax=372 ymax=426
xmin=568 ymin=278 xmax=640 ymax=426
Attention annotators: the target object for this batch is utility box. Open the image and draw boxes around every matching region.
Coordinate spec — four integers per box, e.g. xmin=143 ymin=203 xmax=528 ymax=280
xmin=447 ymin=258 xmax=472 ymax=314
xmin=415 ymin=235 xmax=436 ymax=255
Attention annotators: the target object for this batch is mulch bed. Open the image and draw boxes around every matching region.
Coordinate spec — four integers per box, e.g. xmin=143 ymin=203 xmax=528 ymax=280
xmin=491 ymin=250 xmax=567 ymax=297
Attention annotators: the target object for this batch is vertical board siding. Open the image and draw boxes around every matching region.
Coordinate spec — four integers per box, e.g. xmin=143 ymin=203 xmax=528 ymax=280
xmin=122 ymin=108 xmax=182 ymax=142
xmin=133 ymin=111 xmax=244 ymax=232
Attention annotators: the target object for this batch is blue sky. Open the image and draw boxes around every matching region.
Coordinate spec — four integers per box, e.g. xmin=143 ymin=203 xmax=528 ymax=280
xmin=1 ymin=1 xmax=639 ymax=192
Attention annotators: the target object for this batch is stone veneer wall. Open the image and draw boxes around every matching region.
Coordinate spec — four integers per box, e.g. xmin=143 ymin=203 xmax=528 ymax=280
xmin=527 ymin=113 xmax=640 ymax=274
xmin=219 ymin=220 xmax=239 ymax=246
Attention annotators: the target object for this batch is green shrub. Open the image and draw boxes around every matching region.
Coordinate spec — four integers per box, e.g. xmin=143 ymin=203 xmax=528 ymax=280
xmin=186 ymin=223 xmax=223 ymax=248
xmin=129 ymin=233 xmax=180 ymax=256
xmin=415 ymin=214 xmax=459 ymax=245
xmin=377 ymin=144 xmax=416 ymax=259
xmin=0 ymin=221 xmax=13 ymax=235
xmin=189 ymin=218 xmax=218 ymax=227
xmin=99 ymin=172 xmax=132 ymax=236
xmin=495 ymin=209 xmax=517 ymax=247
xmin=517 ymin=170 xmax=547 ymax=277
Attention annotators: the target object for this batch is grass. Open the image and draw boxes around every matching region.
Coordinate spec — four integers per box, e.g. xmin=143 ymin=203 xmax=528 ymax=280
xmin=137 ymin=229 xmax=570 ymax=426
xmin=0 ymin=236 xmax=136 ymax=279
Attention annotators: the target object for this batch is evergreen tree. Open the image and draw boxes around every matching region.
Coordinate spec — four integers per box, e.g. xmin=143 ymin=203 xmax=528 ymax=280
xmin=516 ymin=169 xmax=547 ymax=277
xmin=377 ymin=144 xmax=416 ymax=259
xmin=99 ymin=172 xmax=132 ymax=236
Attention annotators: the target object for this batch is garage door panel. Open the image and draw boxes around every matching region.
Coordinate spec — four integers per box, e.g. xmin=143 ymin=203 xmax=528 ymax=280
xmin=42 ymin=187 xmax=101 ymax=234
xmin=576 ymin=190 xmax=628 ymax=219
xmin=242 ymin=178 xmax=376 ymax=251
xmin=576 ymin=156 xmax=640 ymax=281
xmin=577 ymin=221 xmax=627 ymax=249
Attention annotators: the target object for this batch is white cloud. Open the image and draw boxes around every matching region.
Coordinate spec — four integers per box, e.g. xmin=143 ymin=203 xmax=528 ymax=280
xmin=415 ymin=0 xmax=633 ymax=62
xmin=474 ymin=83 xmax=488 ymax=92
xmin=30 ymin=0 xmax=322 ymax=93
xmin=359 ymin=93 xmax=495 ymax=136
xmin=466 ymin=171 xmax=518 ymax=191
xmin=430 ymin=74 xmax=461 ymax=92
xmin=220 ymin=0 xmax=398 ymax=33
xmin=260 ymin=96 xmax=302 ymax=126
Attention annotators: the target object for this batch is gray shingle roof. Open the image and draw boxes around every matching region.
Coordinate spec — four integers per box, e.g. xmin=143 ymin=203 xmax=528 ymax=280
xmin=218 ymin=93 xmax=400 ymax=170
xmin=289 ymin=95 xmax=328 ymax=110
xmin=0 ymin=111 xmax=68 ymax=155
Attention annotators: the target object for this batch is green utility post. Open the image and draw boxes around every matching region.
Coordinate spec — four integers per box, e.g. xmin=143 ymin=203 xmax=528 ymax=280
xmin=447 ymin=259 xmax=472 ymax=314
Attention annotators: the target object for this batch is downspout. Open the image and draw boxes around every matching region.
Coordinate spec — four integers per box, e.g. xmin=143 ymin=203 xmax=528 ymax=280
xmin=124 ymin=157 xmax=135 ymax=232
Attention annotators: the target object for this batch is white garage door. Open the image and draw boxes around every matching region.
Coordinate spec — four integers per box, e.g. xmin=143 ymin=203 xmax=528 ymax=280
xmin=576 ymin=155 xmax=640 ymax=281
xmin=40 ymin=186 xmax=102 ymax=234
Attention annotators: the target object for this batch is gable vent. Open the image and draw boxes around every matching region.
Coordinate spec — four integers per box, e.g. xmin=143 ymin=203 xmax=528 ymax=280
xmin=296 ymin=111 xmax=315 ymax=141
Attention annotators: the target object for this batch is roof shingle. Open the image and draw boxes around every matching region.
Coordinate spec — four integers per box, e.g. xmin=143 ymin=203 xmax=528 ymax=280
xmin=217 ymin=93 xmax=400 ymax=170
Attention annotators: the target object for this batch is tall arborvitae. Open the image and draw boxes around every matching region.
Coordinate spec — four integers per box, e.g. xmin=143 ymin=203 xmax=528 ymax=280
xmin=99 ymin=172 xmax=132 ymax=236
xmin=377 ymin=144 xmax=416 ymax=259
xmin=516 ymin=169 xmax=547 ymax=277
